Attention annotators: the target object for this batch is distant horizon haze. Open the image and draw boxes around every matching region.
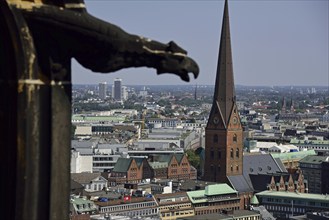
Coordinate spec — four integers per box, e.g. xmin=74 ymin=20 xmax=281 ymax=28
xmin=72 ymin=0 xmax=328 ymax=87
xmin=73 ymin=83 xmax=327 ymax=88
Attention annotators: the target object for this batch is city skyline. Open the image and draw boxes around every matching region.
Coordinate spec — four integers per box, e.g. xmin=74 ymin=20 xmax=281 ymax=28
xmin=72 ymin=0 xmax=328 ymax=86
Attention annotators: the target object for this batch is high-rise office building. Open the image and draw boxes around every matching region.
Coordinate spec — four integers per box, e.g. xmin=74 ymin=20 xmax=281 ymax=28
xmin=203 ymin=0 xmax=243 ymax=183
xmin=122 ymin=86 xmax=128 ymax=101
xmin=112 ymin=78 xmax=122 ymax=101
xmin=99 ymin=82 xmax=107 ymax=100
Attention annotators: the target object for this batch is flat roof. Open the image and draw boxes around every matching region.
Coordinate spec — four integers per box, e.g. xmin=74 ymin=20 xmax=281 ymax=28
xmin=256 ymin=190 xmax=329 ymax=202
xmin=177 ymin=210 xmax=260 ymax=220
xmin=271 ymin=150 xmax=316 ymax=160
xmin=290 ymin=139 xmax=329 ymax=145
xmin=205 ymin=184 xmax=237 ymax=196
xmin=72 ymin=115 xmax=125 ymax=122
xmin=187 ymin=184 xmax=237 ymax=204
xmin=299 ymin=155 xmax=329 ymax=164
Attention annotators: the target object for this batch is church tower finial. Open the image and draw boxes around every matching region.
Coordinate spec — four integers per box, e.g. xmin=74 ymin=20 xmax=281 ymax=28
xmin=204 ymin=0 xmax=243 ymax=183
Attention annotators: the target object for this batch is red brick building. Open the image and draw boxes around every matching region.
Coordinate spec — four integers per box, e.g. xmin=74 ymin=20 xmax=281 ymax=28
xmin=109 ymin=157 xmax=145 ymax=185
xmin=109 ymin=154 xmax=196 ymax=185
xmin=203 ymin=0 xmax=243 ymax=185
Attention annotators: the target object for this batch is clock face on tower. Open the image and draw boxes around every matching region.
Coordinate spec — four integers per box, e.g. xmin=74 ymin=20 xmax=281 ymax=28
xmin=232 ymin=117 xmax=237 ymax=124
xmin=213 ymin=116 xmax=219 ymax=124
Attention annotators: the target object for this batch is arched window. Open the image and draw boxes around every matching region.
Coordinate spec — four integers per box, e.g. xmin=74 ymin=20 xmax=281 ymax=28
xmin=218 ymin=151 xmax=221 ymax=159
xmin=233 ymin=134 xmax=237 ymax=142
xmin=210 ymin=165 xmax=214 ymax=171
xmin=217 ymin=165 xmax=221 ymax=172
xmin=213 ymin=134 xmax=218 ymax=143
xmin=236 ymin=148 xmax=239 ymax=158
xmin=211 ymin=150 xmax=214 ymax=159
xmin=230 ymin=165 xmax=233 ymax=172
xmin=230 ymin=148 xmax=233 ymax=158
xmin=236 ymin=165 xmax=239 ymax=171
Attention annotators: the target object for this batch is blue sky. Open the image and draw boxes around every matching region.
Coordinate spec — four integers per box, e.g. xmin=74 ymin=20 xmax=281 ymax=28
xmin=72 ymin=0 xmax=328 ymax=86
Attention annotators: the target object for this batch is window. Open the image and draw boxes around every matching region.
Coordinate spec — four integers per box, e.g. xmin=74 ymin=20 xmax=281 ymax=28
xmin=230 ymin=148 xmax=233 ymax=158
xmin=236 ymin=148 xmax=239 ymax=158
xmin=213 ymin=134 xmax=218 ymax=143
xmin=233 ymin=134 xmax=237 ymax=142
xmin=236 ymin=165 xmax=239 ymax=171
xmin=231 ymin=165 xmax=233 ymax=172
xmin=218 ymin=151 xmax=221 ymax=159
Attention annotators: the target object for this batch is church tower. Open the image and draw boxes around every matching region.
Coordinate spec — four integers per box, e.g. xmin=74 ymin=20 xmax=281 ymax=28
xmin=204 ymin=0 xmax=243 ymax=183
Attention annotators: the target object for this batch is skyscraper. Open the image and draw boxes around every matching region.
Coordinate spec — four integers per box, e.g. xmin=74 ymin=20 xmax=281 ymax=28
xmin=203 ymin=0 xmax=243 ymax=183
xmin=122 ymin=86 xmax=128 ymax=101
xmin=112 ymin=78 xmax=122 ymax=101
xmin=99 ymin=82 xmax=107 ymax=100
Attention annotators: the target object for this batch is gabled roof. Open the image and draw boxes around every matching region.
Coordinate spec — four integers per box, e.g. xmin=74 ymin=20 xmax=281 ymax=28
xmin=228 ymin=175 xmax=253 ymax=193
xmin=71 ymin=173 xmax=105 ymax=184
xmin=134 ymin=157 xmax=145 ymax=168
xmin=112 ymin=158 xmax=133 ymax=172
xmin=157 ymin=154 xmax=186 ymax=165
xmin=175 ymin=154 xmax=185 ymax=163
xmin=274 ymin=158 xmax=287 ymax=172
xmin=71 ymin=179 xmax=84 ymax=190
xmin=242 ymin=154 xmax=287 ymax=191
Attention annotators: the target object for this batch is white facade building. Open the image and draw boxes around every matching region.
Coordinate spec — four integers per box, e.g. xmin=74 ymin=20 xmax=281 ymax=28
xmin=71 ymin=173 xmax=108 ymax=192
xmin=71 ymin=151 xmax=93 ymax=173
xmin=122 ymin=86 xmax=128 ymax=101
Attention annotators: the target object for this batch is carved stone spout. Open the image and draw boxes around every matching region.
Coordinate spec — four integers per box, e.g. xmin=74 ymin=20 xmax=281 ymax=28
xmin=1 ymin=1 xmax=199 ymax=220
xmin=21 ymin=0 xmax=199 ymax=82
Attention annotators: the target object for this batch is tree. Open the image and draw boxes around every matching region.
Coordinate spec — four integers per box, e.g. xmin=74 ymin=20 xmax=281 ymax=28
xmin=186 ymin=149 xmax=200 ymax=169
xmin=71 ymin=124 xmax=77 ymax=139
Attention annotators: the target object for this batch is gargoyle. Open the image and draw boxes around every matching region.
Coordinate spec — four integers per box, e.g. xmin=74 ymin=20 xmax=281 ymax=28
xmin=20 ymin=0 xmax=199 ymax=82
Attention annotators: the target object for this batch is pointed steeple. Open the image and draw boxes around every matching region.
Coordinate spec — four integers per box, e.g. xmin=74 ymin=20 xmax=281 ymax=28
xmin=204 ymin=0 xmax=243 ymax=183
xmin=212 ymin=0 xmax=235 ymax=127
